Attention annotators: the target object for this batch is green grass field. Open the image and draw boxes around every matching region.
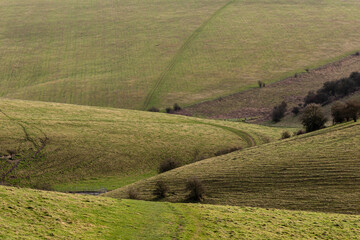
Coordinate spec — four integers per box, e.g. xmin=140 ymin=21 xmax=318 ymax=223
xmin=2 ymin=185 xmax=360 ymax=239
xmin=1 ymin=0 xmax=359 ymax=110
xmin=106 ymin=121 xmax=360 ymax=214
xmin=0 ymin=98 xmax=287 ymax=190
xmin=1 ymin=0 xmax=360 ymax=237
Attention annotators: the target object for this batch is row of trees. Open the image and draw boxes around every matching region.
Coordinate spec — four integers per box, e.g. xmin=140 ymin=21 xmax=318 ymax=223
xmin=300 ymin=104 xmax=327 ymax=132
xmin=304 ymin=72 xmax=360 ymax=105
xmin=280 ymin=99 xmax=360 ymax=135
xmin=148 ymin=103 xmax=182 ymax=113
xmin=128 ymin=177 xmax=205 ymax=202
xmin=272 ymin=72 xmax=360 ymax=131
xmin=331 ymin=100 xmax=360 ymax=123
xmin=271 ymin=101 xmax=287 ymax=122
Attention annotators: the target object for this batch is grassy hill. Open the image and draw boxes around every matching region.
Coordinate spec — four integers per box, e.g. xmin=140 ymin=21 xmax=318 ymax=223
xmin=2 ymin=185 xmax=360 ymax=239
xmin=106 ymin=121 xmax=360 ymax=214
xmin=0 ymin=98 xmax=287 ymax=191
xmin=1 ymin=0 xmax=360 ymax=109
xmin=180 ymin=54 xmax=360 ymax=122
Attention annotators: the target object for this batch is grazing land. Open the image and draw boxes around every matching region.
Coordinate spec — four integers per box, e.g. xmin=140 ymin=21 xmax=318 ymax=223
xmin=1 ymin=0 xmax=360 ymax=109
xmin=2 ymin=185 xmax=360 ymax=239
xmin=180 ymin=54 xmax=360 ymax=122
xmin=107 ymin=121 xmax=360 ymax=214
xmin=0 ymin=98 xmax=287 ymax=190
xmin=1 ymin=0 xmax=360 ymax=238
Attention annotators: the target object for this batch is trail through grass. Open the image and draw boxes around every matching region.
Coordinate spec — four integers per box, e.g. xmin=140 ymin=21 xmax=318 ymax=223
xmin=2 ymin=185 xmax=360 ymax=239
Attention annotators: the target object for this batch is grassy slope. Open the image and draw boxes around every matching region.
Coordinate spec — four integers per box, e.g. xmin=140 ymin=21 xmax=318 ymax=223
xmin=0 ymin=0 xmax=228 ymax=110
xmin=1 ymin=0 xmax=360 ymax=109
xmin=107 ymin=122 xmax=360 ymax=214
xmin=2 ymin=186 xmax=360 ymax=239
xmin=0 ymin=98 xmax=287 ymax=190
xmin=180 ymin=54 xmax=360 ymax=121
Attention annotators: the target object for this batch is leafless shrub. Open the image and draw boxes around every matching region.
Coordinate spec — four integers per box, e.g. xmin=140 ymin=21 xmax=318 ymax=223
xmin=281 ymin=131 xmax=291 ymax=139
xmin=128 ymin=187 xmax=139 ymax=199
xmin=186 ymin=177 xmax=205 ymax=202
xmin=158 ymin=159 xmax=179 ymax=173
xmin=153 ymin=181 xmax=168 ymax=199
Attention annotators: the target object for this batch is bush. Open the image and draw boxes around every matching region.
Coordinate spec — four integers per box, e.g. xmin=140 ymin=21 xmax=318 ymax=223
xmin=350 ymin=72 xmax=360 ymax=86
xmin=128 ymin=187 xmax=139 ymax=199
xmin=32 ymin=182 xmax=53 ymax=191
xmin=292 ymin=107 xmax=300 ymax=116
xmin=304 ymin=91 xmax=316 ymax=105
xmin=331 ymin=100 xmax=360 ymax=123
xmin=153 ymin=181 xmax=168 ymax=199
xmin=158 ymin=159 xmax=179 ymax=173
xmin=300 ymin=104 xmax=327 ymax=132
xmin=331 ymin=101 xmax=347 ymax=124
xmin=315 ymin=92 xmax=330 ymax=104
xmin=6 ymin=149 xmax=17 ymax=159
xmin=165 ymin=107 xmax=174 ymax=114
xmin=173 ymin=103 xmax=182 ymax=111
xmin=271 ymin=101 xmax=287 ymax=122
xmin=321 ymin=81 xmax=337 ymax=96
xmin=214 ymin=147 xmax=242 ymax=156
xmin=303 ymin=72 xmax=360 ymax=108
xmin=304 ymin=91 xmax=329 ymax=105
xmin=258 ymin=81 xmax=265 ymax=88
xmin=148 ymin=107 xmax=160 ymax=112
xmin=281 ymin=131 xmax=291 ymax=139
xmin=186 ymin=177 xmax=205 ymax=202
xmin=294 ymin=129 xmax=305 ymax=136
xmin=344 ymin=100 xmax=360 ymax=122
xmin=335 ymin=78 xmax=356 ymax=97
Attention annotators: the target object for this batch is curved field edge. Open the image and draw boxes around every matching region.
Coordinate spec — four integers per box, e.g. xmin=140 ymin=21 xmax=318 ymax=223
xmin=1 ymin=186 xmax=360 ymax=240
xmin=106 ymin=121 xmax=360 ymax=214
xmin=0 ymin=98 xmax=289 ymax=190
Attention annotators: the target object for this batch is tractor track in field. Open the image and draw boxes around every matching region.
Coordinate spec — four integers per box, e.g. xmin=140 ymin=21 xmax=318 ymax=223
xmin=142 ymin=0 xmax=236 ymax=110
xmin=191 ymin=120 xmax=256 ymax=147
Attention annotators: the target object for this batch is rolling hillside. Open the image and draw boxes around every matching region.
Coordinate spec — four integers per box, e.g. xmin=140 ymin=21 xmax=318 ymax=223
xmin=0 ymin=98 xmax=286 ymax=191
xmin=106 ymin=121 xmax=360 ymax=214
xmin=180 ymin=54 xmax=360 ymax=122
xmin=1 ymin=0 xmax=360 ymax=109
xmin=2 ymin=185 xmax=360 ymax=239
